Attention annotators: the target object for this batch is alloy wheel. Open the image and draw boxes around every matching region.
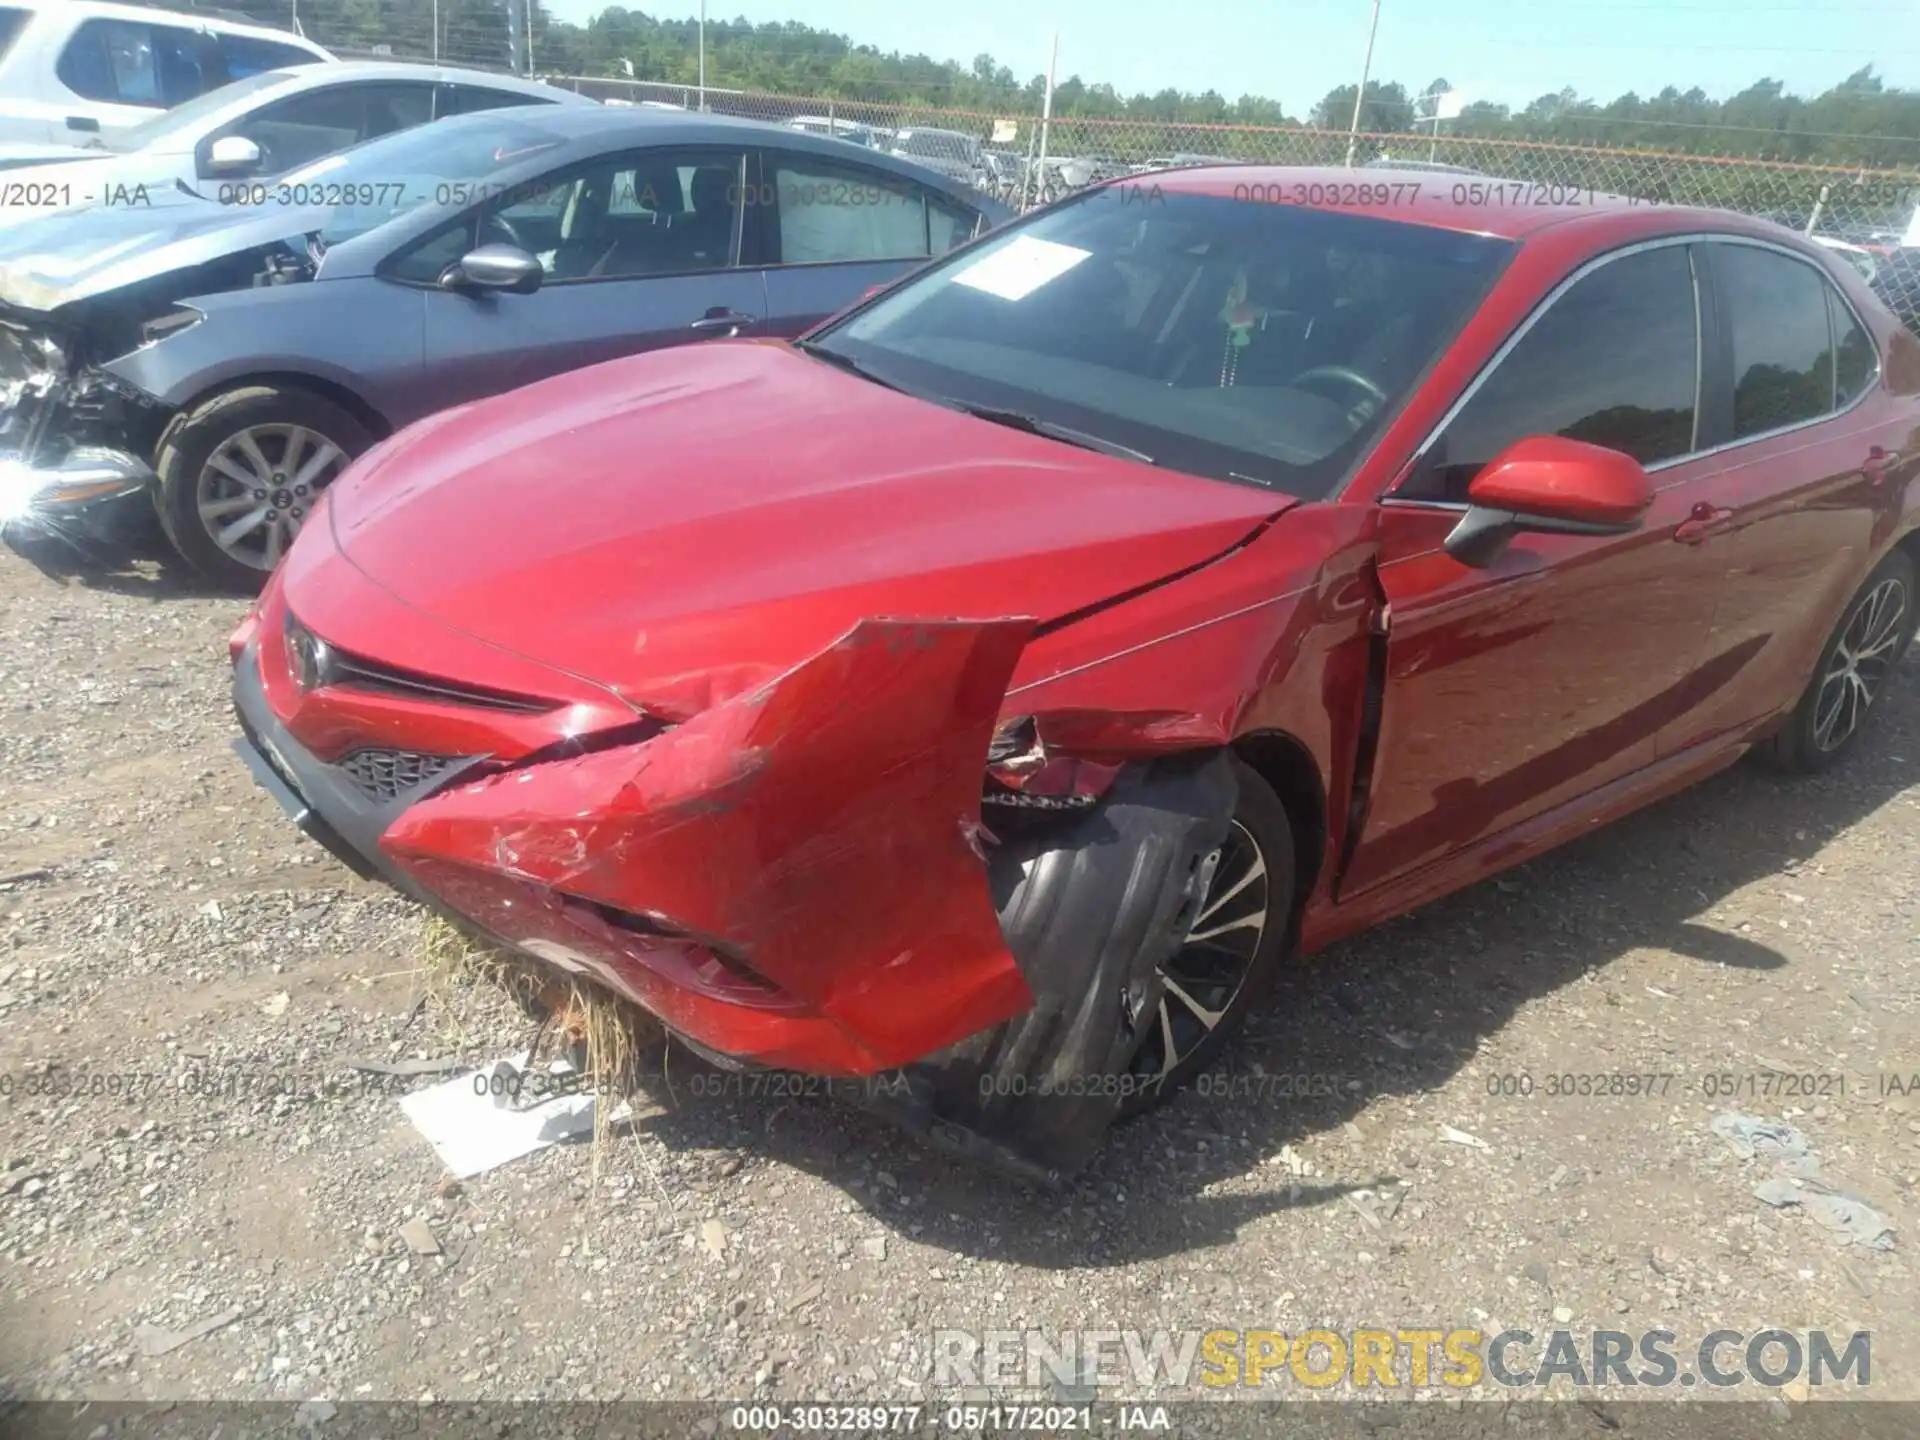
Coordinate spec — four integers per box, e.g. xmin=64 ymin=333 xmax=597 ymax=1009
xmin=1128 ymin=818 xmax=1269 ymax=1082
xmin=1813 ymin=576 xmax=1909 ymax=752
xmin=195 ymin=423 xmax=349 ymax=572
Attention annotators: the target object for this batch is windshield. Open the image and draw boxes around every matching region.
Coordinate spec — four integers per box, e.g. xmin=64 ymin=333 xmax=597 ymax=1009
xmin=100 ymin=70 xmax=303 ymax=154
xmin=807 ymin=190 xmax=1514 ymax=499
xmin=266 ymin=113 xmax=571 ymax=246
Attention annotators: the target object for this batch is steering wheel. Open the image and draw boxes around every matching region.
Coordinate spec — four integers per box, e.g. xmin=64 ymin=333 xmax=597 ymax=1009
xmin=481 ymin=211 xmax=530 ymax=251
xmin=1289 ymin=364 xmax=1388 ymax=409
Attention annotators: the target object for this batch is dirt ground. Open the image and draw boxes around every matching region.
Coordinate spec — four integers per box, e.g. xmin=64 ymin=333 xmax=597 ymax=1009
xmin=1 ymin=535 xmax=1917 ymax=1428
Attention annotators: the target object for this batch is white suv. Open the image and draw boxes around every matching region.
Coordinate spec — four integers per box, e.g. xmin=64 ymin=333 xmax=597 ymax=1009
xmin=0 ymin=0 xmax=332 ymax=152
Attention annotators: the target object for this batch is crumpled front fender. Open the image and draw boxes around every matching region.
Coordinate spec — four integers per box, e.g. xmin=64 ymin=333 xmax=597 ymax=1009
xmin=380 ymin=617 xmax=1040 ymax=1073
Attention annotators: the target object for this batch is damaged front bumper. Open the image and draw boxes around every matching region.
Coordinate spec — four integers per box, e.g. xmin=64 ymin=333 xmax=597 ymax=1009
xmin=233 ymin=603 xmax=1042 ymax=1077
xmin=0 ymin=314 xmax=163 ymax=547
xmin=231 ymin=582 xmax=1235 ymax=1180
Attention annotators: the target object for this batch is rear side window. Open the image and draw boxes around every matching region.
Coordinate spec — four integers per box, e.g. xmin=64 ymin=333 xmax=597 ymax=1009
xmin=770 ymin=156 xmax=977 ymax=264
xmin=0 ymin=8 xmax=30 ymax=64
xmin=57 ymin=20 xmax=212 ymax=107
xmin=446 ymin=84 xmax=552 ymax=116
xmin=1406 ymin=244 xmax=1700 ymax=500
xmin=1831 ymin=289 xmax=1878 ymax=407
xmin=218 ymin=34 xmax=322 ymax=81
xmin=1716 ymin=244 xmax=1837 ymax=438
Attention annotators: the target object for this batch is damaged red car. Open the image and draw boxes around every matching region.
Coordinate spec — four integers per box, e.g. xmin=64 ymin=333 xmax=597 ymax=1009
xmin=229 ymin=167 xmax=1920 ymax=1179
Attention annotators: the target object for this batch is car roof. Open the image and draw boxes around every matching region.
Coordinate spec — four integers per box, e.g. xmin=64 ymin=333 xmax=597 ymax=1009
xmin=265 ymin=61 xmax=590 ymax=97
xmin=14 ymin=0 xmax=331 ymax=46
xmin=1148 ymin=164 xmax=1706 ymax=240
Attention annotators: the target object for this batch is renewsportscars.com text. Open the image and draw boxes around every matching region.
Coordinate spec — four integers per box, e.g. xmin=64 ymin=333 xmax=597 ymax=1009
xmin=929 ymin=1327 xmax=1871 ymax=1391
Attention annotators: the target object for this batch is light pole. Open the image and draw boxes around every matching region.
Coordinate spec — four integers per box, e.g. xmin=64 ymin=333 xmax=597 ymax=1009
xmin=1343 ymin=0 xmax=1381 ymax=169
xmin=698 ymin=0 xmax=707 ymax=111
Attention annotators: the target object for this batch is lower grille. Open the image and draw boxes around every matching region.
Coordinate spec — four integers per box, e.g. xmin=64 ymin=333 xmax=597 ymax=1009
xmin=336 ymin=748 xmax=461 ymax=804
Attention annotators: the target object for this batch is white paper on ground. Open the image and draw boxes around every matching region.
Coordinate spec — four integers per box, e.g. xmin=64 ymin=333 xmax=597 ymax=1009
xmin=951 ymin=235 xmax=1091 ymax=302
xmin=398 ymin=1051 xmax=598 ymax=1179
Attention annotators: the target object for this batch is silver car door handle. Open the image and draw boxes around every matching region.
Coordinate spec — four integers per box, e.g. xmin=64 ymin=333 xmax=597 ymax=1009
xmin=689 ymin=311 xmax=758 ymax=332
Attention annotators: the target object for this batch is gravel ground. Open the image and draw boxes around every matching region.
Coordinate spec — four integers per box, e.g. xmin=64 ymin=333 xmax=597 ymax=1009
xmin=1 ymin=536 xmax=1917 ymax=1425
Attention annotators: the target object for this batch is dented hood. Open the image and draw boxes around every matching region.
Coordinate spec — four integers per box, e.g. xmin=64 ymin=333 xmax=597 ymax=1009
xmin=326 ymin=341 xmax=1287 ymax=715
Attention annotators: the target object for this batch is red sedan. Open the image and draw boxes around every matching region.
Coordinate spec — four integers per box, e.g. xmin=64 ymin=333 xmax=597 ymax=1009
xmin=228 ymin=167 xmax=1920 ymax=1180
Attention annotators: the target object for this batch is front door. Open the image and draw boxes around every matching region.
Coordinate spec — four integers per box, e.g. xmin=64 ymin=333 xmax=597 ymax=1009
xmin=1343 ymin=240 xmax=1732 ymax=898
xmin=397 ymin=144 xmax=768 ymax=404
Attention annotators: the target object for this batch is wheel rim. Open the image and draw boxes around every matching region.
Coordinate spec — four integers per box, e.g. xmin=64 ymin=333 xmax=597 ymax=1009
xmin=195 ymin=423 xmax=349 ymax=572
xmin=1813 ymin=576 xmax=1909 ymax=753
xmin=1128 ymin=818 xmax=1269 ymax=1082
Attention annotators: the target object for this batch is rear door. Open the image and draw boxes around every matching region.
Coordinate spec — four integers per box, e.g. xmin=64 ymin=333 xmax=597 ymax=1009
xmin=1344 ymin=240 xmax=1730 ymax=899
xmin=1660 ymin=240 xmax=1915 ymax=752
xmin=403 ymin=142 xmax=765 ymax=403
xmin=755 ymin=147 xmax=985 ymax=335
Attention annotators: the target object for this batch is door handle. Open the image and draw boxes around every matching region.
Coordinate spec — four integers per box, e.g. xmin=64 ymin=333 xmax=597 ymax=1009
xmin=1673 ymin=503 xmax=1735 ymax=546
xmin=1864 ymin=446 xmax=1902 ymax=484
xmin=689 ymin=310 xmax=758 ymax=334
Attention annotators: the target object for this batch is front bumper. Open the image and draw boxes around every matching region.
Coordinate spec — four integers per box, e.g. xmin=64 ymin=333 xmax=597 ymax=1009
xmin=0 ymin=444 xmax=152 ymax=521
xmin=231 ymin=641 xmax=490 ymax=886
xmin=230 ymin=608 xmax=1041 ymax=1081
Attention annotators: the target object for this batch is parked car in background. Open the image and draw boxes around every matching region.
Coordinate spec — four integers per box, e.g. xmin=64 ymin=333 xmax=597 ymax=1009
xmin=0 ymin=106 xmax=1010 ymax=587
xmin=785 ymin=115 xmax=876 ymax=148
xmin=1810 ymin=232 xmax=1879 ymax=284
xmin=0 ymin=0 xmax=332 ymax=149
xmin=886 ymin=125 xmax=989 ymax=190
xmin=0 ymin=61 xmax=589 ymax=224
xmin=1362 ymin=156 xmax=1481 ymax=174
xmin=226 ymin=166 xmax=1920 ymax=1177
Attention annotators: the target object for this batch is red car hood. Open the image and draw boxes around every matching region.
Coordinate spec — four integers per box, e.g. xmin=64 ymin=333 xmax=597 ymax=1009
xmin=327 ymin=342 xmax=1287 ymax=716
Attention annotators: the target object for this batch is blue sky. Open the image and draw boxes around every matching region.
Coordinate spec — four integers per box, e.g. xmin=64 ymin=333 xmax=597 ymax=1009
xmin=543 ymin=0 xmax=1916 ymax=111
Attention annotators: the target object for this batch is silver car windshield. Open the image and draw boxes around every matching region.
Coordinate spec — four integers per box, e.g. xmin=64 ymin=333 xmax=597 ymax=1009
xmin=101 ymin=71 xmax=305 ymax=154
xmin=271 ymin=114 xmax=570 ymax=246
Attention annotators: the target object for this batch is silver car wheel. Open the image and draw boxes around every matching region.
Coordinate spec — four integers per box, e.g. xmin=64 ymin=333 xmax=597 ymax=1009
xmin=1129 ymin=818 xmax=1269 ymax=1081
xmin=1813 ymin=576 xmax=1909 ymax=752
xmin=195 ymin=422 xmax=348 ymax=572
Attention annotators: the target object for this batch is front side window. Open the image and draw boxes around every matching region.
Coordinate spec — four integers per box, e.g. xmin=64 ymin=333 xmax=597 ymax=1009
xmin=1402 ymin=244 xmax=1700 ymax=502
xmin=221 ymin=83 xmax=436 ymax=176
xmin=770 ymin=156 xmax=976 ymax=264
xmin=387 ymin=146 xmax=747 ymax=285
xmin=1715 ymin=244 xmax=1838 ymax=438
xmin=808 ymin=191 xmax=1514 ymax=498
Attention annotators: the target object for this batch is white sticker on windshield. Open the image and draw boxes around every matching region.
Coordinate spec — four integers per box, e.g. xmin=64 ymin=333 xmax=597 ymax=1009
xmin=951 ymin=235 xmax=1090 ymax=301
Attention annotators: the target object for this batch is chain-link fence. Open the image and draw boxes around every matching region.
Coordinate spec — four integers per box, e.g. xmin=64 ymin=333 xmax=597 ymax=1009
xmin=550 ymin=75 xmax=1920 ymax=333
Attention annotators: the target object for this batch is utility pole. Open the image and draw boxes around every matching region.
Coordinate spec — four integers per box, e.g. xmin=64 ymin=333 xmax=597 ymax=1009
xmin=1030 ymin=30 xmax=1057 ymax=209
xmin=431 ymin=0 xmax=438 ymax=62
xmin=698 ymin=0 xmax=707 ymax=111
xmin=1343 ymin=0 xmax=1381 ymax=168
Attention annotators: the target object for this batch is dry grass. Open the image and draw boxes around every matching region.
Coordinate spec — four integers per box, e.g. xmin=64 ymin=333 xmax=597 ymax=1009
xmin=418 ymin=913 xmax=664 ymax=1183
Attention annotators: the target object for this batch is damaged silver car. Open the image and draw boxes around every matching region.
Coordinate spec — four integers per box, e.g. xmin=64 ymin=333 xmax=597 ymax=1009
xmin=0 ymin=104 xmax=1008 ymax=588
